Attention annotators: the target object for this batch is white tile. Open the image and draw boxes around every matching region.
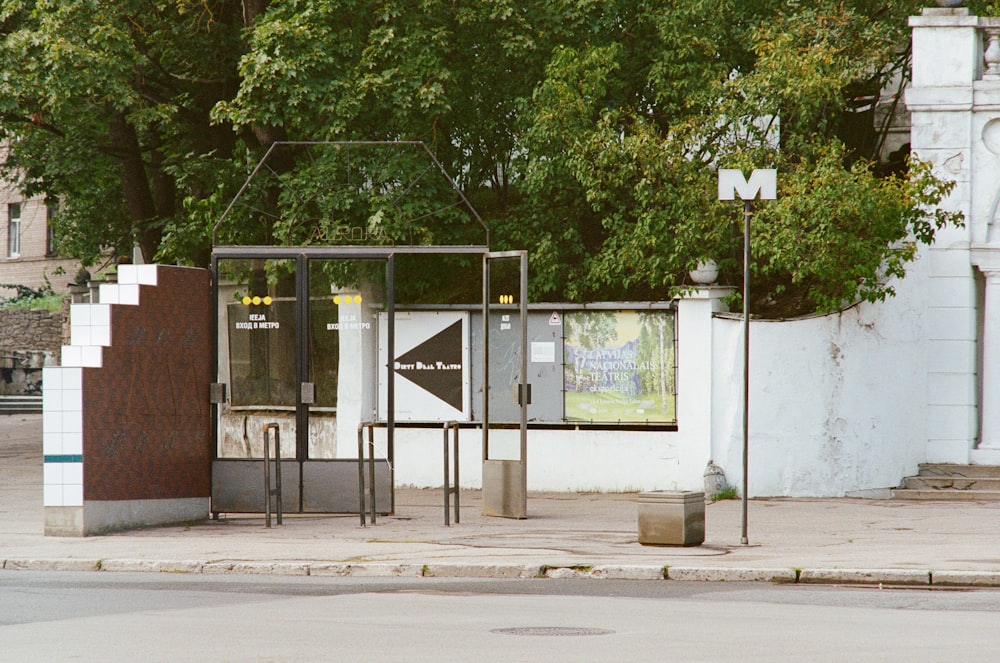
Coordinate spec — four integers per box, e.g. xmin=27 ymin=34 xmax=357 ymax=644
xmin=90 ymin=304 xmax=111 ymax=326
xmin=43 ymin=387 xmax=61 ymax=413
xmin=98 ymin=283 xmax=119 ymax=304
xmin=44 ymin=463 xmax=63 ymax=485
xmin=43 ymin=409 xmax=62 ymax=434
xmin=43 ymin=431 xmax=62 ymax=455
xmin=43 ymin=367 xmax=62 ymax=391
xmin=63 ymin=463 xmax=83 ymax=485
xmin=63 ymin=410 xmax=82 ymax=434
xmin=44 ymin=483 xmax=64 ymax=507
xmin=70 ymin=304 xmax=91 ymax=327
xmin=63 ymin=484 xmax=83 ymax=507
xmin=62 ymin=432 xmax=82 ymax=455
xmin=62 ymin=388 xmax=82 ymax=412
xmin=61 ymin=345 xmax=82 ymax=366
xmin=136 ymin=264 xmax=158 ymax=285
xmin=118 ymin=283 xmax=140 ymax=305
xmin=91 ymin=325 xmax=111 ymax=346
xmin=71 ymin=326 xmax=91 ymax=346
xmin=62 ymin=368 xmax=82 ymax=391
xmin=81 ymin=346 xmax=102 ymax=367
xmin=117 ymin=264 xmax=138 ymax=284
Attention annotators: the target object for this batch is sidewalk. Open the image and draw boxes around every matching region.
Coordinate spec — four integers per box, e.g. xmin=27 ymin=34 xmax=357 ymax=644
xmin=5 ymin=413 xmax=1000 ymax=585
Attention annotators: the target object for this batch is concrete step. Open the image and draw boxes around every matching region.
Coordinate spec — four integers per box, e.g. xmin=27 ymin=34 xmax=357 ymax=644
xmin=903 ymin=476 xmax=1000 ymax=491
xmin=890 ymin=488 xmax=1000 ymax=501
xmin=917 ymin=463 xmax=1000 ymax=479
xmin=0 ymin=395 xmax=42 ymax=414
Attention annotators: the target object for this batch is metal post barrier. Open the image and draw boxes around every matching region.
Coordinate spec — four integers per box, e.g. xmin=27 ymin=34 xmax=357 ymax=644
xmin=443 ymin=421 xmax=460 ymax=526
xmin=357 ymin=422 xmax=378 ymax=526
xmin=263 ymin=423 xmax=282 ymax=527
xmin=368 ymin=425 xmax=377 ymax=526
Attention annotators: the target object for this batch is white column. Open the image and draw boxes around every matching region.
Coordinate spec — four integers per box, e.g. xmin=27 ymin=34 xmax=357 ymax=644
xmin=979 ymin=269 xmax=1000 ymax=450
xmin=675 ymin=287 xmax=733 ymax=489
xmin=908 ymin=8 xmax=979 ymax=463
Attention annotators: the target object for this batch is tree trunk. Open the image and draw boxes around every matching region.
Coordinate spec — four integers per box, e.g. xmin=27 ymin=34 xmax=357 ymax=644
xmin=109 ymin=113 xmax=160 ymax=262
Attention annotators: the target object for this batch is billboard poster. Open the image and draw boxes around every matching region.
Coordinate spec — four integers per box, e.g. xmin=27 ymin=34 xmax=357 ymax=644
xmin=563 ymin=310 xmax=675 ymax=423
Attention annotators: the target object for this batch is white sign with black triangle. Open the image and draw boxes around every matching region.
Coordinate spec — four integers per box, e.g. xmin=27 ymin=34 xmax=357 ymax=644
xmin=377 ymin=311 xmax=470 ymax=421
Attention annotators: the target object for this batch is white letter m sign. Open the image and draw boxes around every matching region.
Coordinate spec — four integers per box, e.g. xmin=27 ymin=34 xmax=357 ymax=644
xmin=718 ymin=169 xmax=777 ymax=201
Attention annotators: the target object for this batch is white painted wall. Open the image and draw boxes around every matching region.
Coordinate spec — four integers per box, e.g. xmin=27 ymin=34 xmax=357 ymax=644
xmin=710 ymin=263 xmax=931 ymax=497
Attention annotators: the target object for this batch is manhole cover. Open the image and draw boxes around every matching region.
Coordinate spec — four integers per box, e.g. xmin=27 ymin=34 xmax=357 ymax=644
xmin=491 ymin=627 xmax=614 ymax=637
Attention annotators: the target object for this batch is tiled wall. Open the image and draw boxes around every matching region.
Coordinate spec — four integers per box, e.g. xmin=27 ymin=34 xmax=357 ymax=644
xmin=42 ymin=264 xmax=213 ymax=527
xmin=41 ymin=366 xmax=83 ymax=507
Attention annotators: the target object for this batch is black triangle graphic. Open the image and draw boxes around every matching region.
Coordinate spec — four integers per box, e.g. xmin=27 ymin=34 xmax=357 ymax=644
xmin=394 ymin=320 xmax=463 ymax=411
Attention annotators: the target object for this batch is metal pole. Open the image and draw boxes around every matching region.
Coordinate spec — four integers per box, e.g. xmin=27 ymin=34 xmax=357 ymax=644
xmin=482 ymin=255 xmax=490 ymax=461
xmin=444 ymin=423 xmax=451 ymax=526
xmin=357 ymin=423 xmax=366 ymax=527
xmin=519 ymin=251 xmax=529 ymax=517
xmin=386 ymin=254 xmax=395 ymax=514
xmin=295 ymin=254 xmax=308 ymax=513
xmin=741 ymin=200 xmax=751 ymax=546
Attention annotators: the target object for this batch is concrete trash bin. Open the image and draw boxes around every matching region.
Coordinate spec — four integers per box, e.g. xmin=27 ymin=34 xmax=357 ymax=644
xmin=637 ymin=491 xmax=705 ymax=546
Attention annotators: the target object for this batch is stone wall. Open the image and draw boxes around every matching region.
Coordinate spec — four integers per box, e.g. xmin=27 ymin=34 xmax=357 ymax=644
xmin=0 ymin=306 xmax=65 ymax=395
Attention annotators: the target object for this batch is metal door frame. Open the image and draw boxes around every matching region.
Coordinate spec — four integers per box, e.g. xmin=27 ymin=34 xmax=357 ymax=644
xmin=481 ymin=250 xmax=529 ymax=518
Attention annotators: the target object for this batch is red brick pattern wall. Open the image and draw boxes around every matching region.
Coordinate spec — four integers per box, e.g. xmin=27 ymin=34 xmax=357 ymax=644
xmin=82 ymin=267 xmax=212 ymax=501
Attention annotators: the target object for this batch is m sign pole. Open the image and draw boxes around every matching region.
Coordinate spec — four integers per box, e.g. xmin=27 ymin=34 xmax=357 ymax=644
xmin=718 ymin=168 xmax=776 ymax=546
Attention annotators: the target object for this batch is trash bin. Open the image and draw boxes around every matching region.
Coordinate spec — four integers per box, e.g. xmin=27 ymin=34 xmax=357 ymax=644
xmin=637 ymin=490 xmax=705 ymax=546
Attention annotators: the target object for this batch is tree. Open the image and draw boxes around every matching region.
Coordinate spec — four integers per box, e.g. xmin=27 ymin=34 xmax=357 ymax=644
xmin=506 ymin=0 xmax=963 ymax=315
xmin=0 ymin=0 xmax=246 ymax=267
xmin=0 ymin=0 xmax=966 ymax=317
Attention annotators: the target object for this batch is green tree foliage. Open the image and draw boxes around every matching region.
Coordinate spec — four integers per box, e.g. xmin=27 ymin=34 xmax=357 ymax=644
xmin=0 ymin=0 xmax=247 ymax=266
xmin=508 ymin=0 xmax=963 ymax=315
xmin=0 ymin=0 xmax=966 ymax=315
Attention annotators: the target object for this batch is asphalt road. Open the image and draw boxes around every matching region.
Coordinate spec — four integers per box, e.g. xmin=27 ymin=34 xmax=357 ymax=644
xmin=3 ymin=573 xmax=1000 ymax=662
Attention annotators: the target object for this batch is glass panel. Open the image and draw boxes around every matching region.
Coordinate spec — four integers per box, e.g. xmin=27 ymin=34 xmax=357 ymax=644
xmin=228 ymin=297 xmax=296 ymax=407
xmin=307 ymin=259 xmax=380 ymax=458
xmin=217 ymin=258 xmax=298 ymax=459
xmin=486 ymin=255 xmax=523 ymax=424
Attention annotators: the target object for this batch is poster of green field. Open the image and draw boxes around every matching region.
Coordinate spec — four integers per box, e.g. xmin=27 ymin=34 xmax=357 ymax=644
xmin=563 ymin=310 xmax=676 ymax=423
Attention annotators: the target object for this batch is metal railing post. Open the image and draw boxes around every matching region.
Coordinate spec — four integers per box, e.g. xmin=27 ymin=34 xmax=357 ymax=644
xmin=368 ymin=425 xmax=377 ymax=526
xmin=357 ymin=423 xmax=367 ymax=527
xmin=263 ymin=423 xmax=282 ymax=527
xmin=357 ymin=422 xmax=378 ymax=526
xmin=444 ymin=421 xmax=460 ymax=526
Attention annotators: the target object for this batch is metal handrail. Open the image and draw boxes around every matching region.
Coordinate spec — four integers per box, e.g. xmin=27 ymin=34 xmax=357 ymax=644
xmin=263 ymin=423 xmax=282 ymax=527
xmin=357 ymin=422 xmax=377 ymax=526
xmin=443 ymin=421 xmax=460 ymax=526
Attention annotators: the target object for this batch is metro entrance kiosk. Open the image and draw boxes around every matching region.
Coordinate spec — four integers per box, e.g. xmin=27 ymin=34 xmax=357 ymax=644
xmin=210 ymin=246 xmax=528 ymax=519
xmin=207 ymin=144 xmax=528 ymax=520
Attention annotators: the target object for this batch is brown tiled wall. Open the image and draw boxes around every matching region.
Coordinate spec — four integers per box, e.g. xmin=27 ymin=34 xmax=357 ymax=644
xmin=82 ymin=267 xmax=213 ymax=501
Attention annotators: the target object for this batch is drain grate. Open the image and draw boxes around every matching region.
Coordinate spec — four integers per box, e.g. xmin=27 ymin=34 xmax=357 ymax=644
xmin=491 ymin=627 xmax=614 ymax=637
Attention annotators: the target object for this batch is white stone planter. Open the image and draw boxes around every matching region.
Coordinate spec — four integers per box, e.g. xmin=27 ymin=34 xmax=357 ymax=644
xmin=688 ymin=260 xmax=719 ymax=285
xmin=637 ymin=490 xmax=705 ymax=546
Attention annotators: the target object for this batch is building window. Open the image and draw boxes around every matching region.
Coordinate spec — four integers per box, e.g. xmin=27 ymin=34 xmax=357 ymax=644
xmin=46 ymin=203 xmax=57 ymax=256
xmin=7 ymin=202 xmax=20 ymax=258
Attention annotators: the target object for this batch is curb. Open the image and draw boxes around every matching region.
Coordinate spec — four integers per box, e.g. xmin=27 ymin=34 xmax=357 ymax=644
xmin=7 ymin=559 xmax=1000 ymax=586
